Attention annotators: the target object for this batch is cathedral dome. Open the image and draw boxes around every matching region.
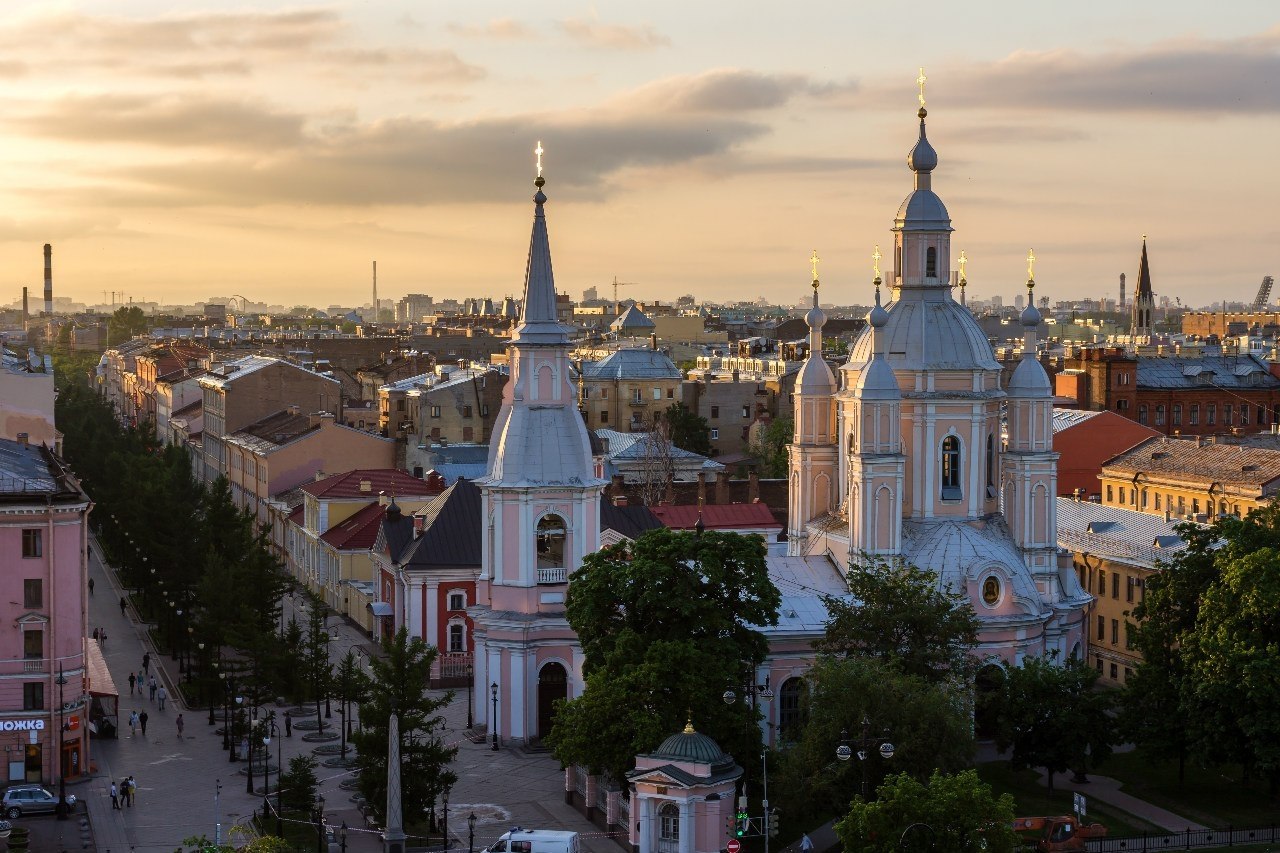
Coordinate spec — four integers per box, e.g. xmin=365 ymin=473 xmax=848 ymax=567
xmin=894 ymin=190 xmax=951 ymax=232
xmin=847 ymin=293 xmax=1001 ymax=372
xmin=651 ymin=721 xmax=731 ymax=765
xmin=797 ymin=350 xmax=836 ymax=395
xmin=1008 ymin=354 xmax=1052 ymax=397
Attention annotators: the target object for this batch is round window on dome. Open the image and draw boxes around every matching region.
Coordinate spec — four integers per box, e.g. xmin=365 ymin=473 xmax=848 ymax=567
xmin=982 ymin=576 xmax=1001 ymax=606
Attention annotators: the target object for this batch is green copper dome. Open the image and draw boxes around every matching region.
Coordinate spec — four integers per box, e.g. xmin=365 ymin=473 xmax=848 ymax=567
xmin=651 ymin=721 xmax=729 ymax=765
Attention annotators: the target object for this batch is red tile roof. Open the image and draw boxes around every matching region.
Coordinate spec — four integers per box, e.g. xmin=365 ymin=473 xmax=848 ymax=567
xmin=320 ymin=502 xmax=386 ymax=550
xmin=649 ymin=502 xmax=780 ymax=530
xmin=301 ymin=469 xmax=442 ymax=500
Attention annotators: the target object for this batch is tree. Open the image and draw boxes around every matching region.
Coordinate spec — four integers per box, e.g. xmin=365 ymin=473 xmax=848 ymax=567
xmin=107 ymin=305 xmax=149 ymax=345
xmin=548 ymin=529 xmax=781 ymax=786
xmin=835 ymin=770 xmax=1019 ymax=853
xmin=351 ymin=627 xmax=457 ymax=827
xmin=774 ymin=657 xmax=974 ymax=829
xmin=332 ymin=650 xmax=371 ymax=760
xmin=301 ymin=594 xmax=334 ymax=729
xmin=278 ymin=754 xmax=319 ymax=812
xmin=659 ymin=402 xmax=711 ymax=456
xmin=989 ymin=655 xmax=1114 ymax=793
xmin=748 ymin=415 xmax=792 ymax=478
xmin=818 ymin=557 xmax=979 ymax=685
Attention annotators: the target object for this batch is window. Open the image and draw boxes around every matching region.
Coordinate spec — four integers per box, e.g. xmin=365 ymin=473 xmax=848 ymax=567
xmin=1225 ymin=404 xmax=1233 ymax=425
xmin=652 ymin=388 xmax=661 ymax=401
xmin=1096 ymin=656 xmax=1104 ymax=673
xmin=1117 ymin=399 xmax=1129 ymax=411
xmin=666 ymin=388 xmax=674 ymax=399
xmin=448 ymin=592 xmax=466 ymax=611
xmin=1112 ymin=573 xmax=1119 ymax=599
xmin=1155 ymin=405 xmax=1165 ymax=426
xmin=1124 ymin=667 xmax=1134 ymax=681
xmin=777 ymin=678 xmax=807 ymax=742
xmin=21 ymin=530 xmax=41 ymax=558
xmin=1126 ymin=576 xmax=1135 ymax=603
xmin=1207 ymin=404 xmax=1216 ymax=425
xmin=742 ymin=406 xmax=750 ymax=419
xmin=23 ymin=579 xmax=42 ymax=609
xmin=658 ymin=803 xmax=680 ymax=853
xmin=1138 ymin=404 xmax=1148 ymax=425
xmin=1098 ymin=569 xmax=1106 ymax=596
xmin=986 ymin=434 xmax=995 ymax=495
xmin=1190 ymin=404 xmax=1200 ymax=425
xmin=1177 ymin=495 xmax=1185 ymax=514
xmin=536 ymin=515 xmax=566 ymax=570
xmin=1155 ymin=492 xmax=1161 ymax=510
xmin=462 ymin=405 xmax=473 ymax=418
xmin=1106 ymin=485 xmax=1113 ymax=503
xmin=599 ymin=410 xmax=609 ymax=424
xmin=1141 ymin=488 xmax=1148 ymax=508
xmin=925 ymin=246 xmax=937 ymax=278
xmin=481 ymin=405 xmax=489 ymax=417
xmin=430 ymin=406 xmax=441 ymax=418
xmin=1118 ymin=487 xmax=1126 ymax=505
xmin=710 ymin=406 xmax=720 ymax=419
xmin=23 ymin=629 xmax=42 ymax=660
xmin=448 ymin=622 xmax=465 ymax=652
xmin=632 ymin=389 xmax=642 ymax=403
xmin=600 ymin=388 xmax=608 ymax=400
xmin=710 ymin=428 xmax=720 ymax=440
xmin=397 ymin=399 xmax=405 ymax=412
xmin=1172 ymin=404 xmax=1181 ymax=426
xmin=1110 ymin=663 xmax=1119 ymax=680
xmin=22 ymin=683 xmax=43 ymax=711
xmin=1242 ymin=405 xmax=1251 ymax=425
xmin=1096 ymin=616 xmax=1105 ymax=641
xmin=1192 ymin=498 xmax=1200 ymax=515
xmin=463 ymin=427 xmax=474 ymax=441
xmin=940 ymin=436 xmax=962 ymax=499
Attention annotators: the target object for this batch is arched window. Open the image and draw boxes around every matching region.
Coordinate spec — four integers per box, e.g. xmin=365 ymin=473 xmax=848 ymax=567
xmin=1138 ymin=404 xmax=1148 ymax=425
xmin=778 ymin=678 xmax=807 ymax=742
xmin=536 ymin=514 xmax=566 ymax=570
xmin=448 ymin=620 xmax=465 ymax=652
xmin=1172 ymin=404 xmax=1182 ymax=426
xmin=658 ymin=803 xmax=680 ymax=853
xmin=1155 ymin=405 xmax=1165 ymax=426
xmin=986 ymin=433 xmax=996 ymax=497
xmin=941 ymin=435 xmax=962 ymax=500
xmin=926 ymin=246 xmax=937 ymax=278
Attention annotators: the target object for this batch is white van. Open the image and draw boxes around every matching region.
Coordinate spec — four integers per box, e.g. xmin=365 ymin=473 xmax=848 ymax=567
xmin=486 ymin=828 xmax=581 ymax=853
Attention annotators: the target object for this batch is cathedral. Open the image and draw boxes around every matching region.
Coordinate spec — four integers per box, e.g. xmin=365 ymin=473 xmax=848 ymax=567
xmin=471 ymin=96 xmax=1091 ymax=747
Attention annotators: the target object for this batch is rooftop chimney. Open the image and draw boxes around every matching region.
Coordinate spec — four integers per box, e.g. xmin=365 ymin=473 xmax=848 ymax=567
xmin=43 ymin=243 xmax=53 ymax=316
xmin=21 ymin=287 xmax=28 ymax=331
xmin=16 ymin=433 xmax=29 ymax=446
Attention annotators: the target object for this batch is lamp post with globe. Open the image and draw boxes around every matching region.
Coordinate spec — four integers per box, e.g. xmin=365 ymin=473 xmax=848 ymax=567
xmin=836 ymin=716 xmax=896 ymax=799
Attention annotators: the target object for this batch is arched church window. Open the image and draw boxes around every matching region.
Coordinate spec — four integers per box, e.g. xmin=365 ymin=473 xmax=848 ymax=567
xmin=926 ymin=247 xmax=937 ymax=279
xmin=778 ymin=678 xmax=807 ymax=742
xmin=986 ymin=433 xmax=996 ymax=498
xmin=658 ymin=803 xmax=680 ymax=853
xmin=536 ymin=514 xmax=567 ymax=570
xmin=941 ymin=436 xmax=962 ymax=500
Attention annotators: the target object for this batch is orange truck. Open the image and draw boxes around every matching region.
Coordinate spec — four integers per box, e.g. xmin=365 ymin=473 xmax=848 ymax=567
xmin=1011 ymin=816 xmax=1107 ymax=852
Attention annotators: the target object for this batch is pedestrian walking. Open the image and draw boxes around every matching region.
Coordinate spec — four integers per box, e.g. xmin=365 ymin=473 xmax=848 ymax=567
xmin=128 ymin=710 xmax=138 ymax=737
xmin=801 ymin=834 xmax=814 ymax=853
xmin=149 ymin=675 xmax=157 ymax=700
xmin=139 ymin=710 xmax=149 ymax=736
xmin=176 ymin=713 xmax=185 ymax=739
xmin=157 ymin=685 xmax=167 ymax=710
xmin=120 ymin=595 xmax=127 ymax=617
xmin=92 ymin=627 xmax=99 ymax=642
xmin=126 ymin=776 xmax=136 ymax=806
xmin=142 ymin=652 xmax=151 ymax=674
xmin=136 ymin=668 xmax=144 ymax=691
xmin=127 ymin=672 xmax=136 ymax=696
xmin=88 ymin=577 xmax=94 ymax=595
xmin=284 ymin=709 xmax=292 ymax=737
xmin=99 ymin=627 xmax=107 ymax=647
xmin=109 ymin=781 xmax=119 ymax=810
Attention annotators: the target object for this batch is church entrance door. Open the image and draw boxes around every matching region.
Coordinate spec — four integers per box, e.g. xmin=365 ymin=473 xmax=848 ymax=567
xmin=537 ymin=662 xmax=568 ymax=741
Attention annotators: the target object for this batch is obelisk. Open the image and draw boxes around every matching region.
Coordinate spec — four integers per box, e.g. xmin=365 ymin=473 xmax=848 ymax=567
xmin=385 ymin=712 xmax=406 ymax=853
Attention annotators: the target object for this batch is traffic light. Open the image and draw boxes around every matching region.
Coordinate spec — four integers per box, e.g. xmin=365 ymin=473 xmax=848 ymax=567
xmin=768 ymin=808 xmax=780 ymax=839
xmin=736 ymin=811 xmax=749 ymax=837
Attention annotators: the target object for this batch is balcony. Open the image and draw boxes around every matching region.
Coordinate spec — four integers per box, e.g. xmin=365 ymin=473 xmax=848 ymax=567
xmin=628 ymin=398 xmax=648 ymax=407
xmin=23 ymin=659 xmax=45 ymax=674
xmin=537 ymin=567 xmax=567 ymax=585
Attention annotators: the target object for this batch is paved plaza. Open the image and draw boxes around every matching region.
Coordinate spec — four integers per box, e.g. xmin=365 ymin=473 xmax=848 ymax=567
xmin=79 ymin=537 xmax=619 ymax=853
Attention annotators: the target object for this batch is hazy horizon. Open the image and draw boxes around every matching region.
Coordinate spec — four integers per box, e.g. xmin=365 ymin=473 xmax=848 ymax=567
xmin=0 ymin=2 xmax=1276 ymax=310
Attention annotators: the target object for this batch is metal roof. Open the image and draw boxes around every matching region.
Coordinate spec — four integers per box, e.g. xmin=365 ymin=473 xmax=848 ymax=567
xmin=610 ymin=304 xmax=656 ymax=331
xmin=0 ymin=439 xmax=61 ymax=495
xmin=1136 ymin=354 xmax=1280 ymax=390
xmin=1051 ymin=408 xmax=1104 ymax=433
xmin=1056 ymin=497 xmax=1191 ymax=568
xmin=581 ymin=348 xmax=681 ymax=380
xmin=760 ymin=555 xmax=849 ymax=636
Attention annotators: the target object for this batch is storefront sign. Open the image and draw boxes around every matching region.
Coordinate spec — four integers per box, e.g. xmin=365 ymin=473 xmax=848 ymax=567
xmin=0 ymin=720 xmax=46 ymax=732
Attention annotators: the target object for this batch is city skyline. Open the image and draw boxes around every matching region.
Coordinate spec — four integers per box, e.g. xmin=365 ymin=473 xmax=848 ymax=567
xmin=0 ymin=1 xmax=1275 ymax=308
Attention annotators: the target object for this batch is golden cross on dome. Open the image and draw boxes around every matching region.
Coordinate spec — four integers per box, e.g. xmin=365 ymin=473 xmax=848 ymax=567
xmin=810 ymin=249 xmax=820 ymax=285
xmin=872 ymin=245 xmax=882 ymax=279
xmin=958 ymin=249 xmax=968 ymax=281
xmin=917 ymin=67 xmax=927 ymax=108
xmin=535 ymin=140 xmax=544 ymax=178
xmin=1026 ymin=248 xmax=1036 ymax=281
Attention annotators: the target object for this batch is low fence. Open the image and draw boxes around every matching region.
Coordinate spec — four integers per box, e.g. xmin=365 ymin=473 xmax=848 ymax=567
xmin=1089 ymin=825 xmax=1280 ymax=851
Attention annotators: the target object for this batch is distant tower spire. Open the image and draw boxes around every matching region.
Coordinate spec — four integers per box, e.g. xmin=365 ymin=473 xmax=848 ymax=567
xmin=512 ymin=141 xmax=569 ymax=346
xmin=1131 ymin=236 xmax=1154 ymax=338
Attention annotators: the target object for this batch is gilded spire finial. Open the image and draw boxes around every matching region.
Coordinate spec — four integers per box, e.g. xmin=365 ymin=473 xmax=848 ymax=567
xmin=1026 ymin=248 xmax=1037 ymax=292
xmin=535 ymin=141 xmax=544 ymax=178
xmin=684 ymin=712 xmax=695 ymax=734
xmin=917 ymin=67 xmax=927 ymax=109
xmin=810 ymin=249 xmax=820 ymax=286
xmin=958 ymin=249 xmax=968 ymax=284
xmin=872 ymin=245 xmax=882 ymax=279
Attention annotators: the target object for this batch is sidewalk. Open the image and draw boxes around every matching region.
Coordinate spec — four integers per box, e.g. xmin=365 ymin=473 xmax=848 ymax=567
xmin=87 ymin=535 xmax=614 ymax=853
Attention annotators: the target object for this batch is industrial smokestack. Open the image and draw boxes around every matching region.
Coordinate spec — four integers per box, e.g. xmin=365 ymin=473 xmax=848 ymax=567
xmin=1119 ymin=272 xmax=1126 ymax=309
xmin=22 ymin=287 xmax=28 ymax=331
xmin=43 ymin=243 xmax=52 ymax=315
xmin=371 ymin=260 xmax=378 ymax=324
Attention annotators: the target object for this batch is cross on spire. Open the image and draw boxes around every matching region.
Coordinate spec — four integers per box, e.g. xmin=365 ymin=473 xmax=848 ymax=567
xmin=1026 ymin=248 xmax=1036 ymax=282
xmin=810 ymin=249 xmax=820 ymax=286
xmin=916 ymin=67 xmax=927 ymax=108
xmin=535 ymin=140 xmax=544 ymax=178
xmin=872 ymin=245 xmax=882 ymax=279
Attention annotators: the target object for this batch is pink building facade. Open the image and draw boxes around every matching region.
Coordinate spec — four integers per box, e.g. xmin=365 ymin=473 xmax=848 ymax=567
xmin=0 ymin=436 xmax=91 ymax=786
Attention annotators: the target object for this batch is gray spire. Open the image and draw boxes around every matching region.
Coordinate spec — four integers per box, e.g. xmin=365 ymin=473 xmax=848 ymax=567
xmin=513 ymin=174 xmax=570 ymax=346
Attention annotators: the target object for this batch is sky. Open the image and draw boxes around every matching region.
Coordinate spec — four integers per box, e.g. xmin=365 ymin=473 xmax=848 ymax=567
xmin=0 ymin=1 xmax=1276 ymax=311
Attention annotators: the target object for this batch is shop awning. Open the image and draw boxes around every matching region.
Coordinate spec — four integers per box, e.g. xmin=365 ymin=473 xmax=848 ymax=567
xmin=86 ymin=638 xmax=118 ymax=698
xmin=367 ymin=601 xmax=393 ymax=617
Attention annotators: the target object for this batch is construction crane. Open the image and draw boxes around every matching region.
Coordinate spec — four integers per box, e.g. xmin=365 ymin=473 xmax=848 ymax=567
xmin=608 ymin=276 xmax=639 ymax=316
xmin=1250 ymin=275 xmax=1275 ymax=311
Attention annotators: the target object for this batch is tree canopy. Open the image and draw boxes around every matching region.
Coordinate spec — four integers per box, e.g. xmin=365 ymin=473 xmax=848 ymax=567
xmin=107 ymin=305 xmax=149 ymax=345
xmin=818 ymin=557 xmax=979 ymax=685
xmin=549 ymin=528 xmax=780 ymax=786
xmin=659 ymin=402 xmax=712 ymax=456
xmin=749 ymin=415 xmax=792 ymax=478
xmin=835 ymin=770 xmax=1019 ymax=853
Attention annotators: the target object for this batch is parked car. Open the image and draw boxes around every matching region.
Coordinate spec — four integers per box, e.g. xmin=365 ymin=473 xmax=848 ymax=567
xmin=2 ymin=785 xmax=75 ymax=818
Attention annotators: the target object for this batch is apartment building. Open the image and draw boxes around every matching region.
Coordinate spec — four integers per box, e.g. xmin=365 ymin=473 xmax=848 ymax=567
xmin=579 ymin=348 xmax=682 ymax=433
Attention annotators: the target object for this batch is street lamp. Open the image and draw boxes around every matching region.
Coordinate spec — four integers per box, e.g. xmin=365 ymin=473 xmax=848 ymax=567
xmin=231 ymin=694 xmax=244 ymax=762
xmin=264 ymin=712 xmax=282 ymax=837
xmin=313 ymin=795 xmax=326 ymax=853
xmin=55 ymin=667 xmax=69 ymax=820
xmin=490 ymin=682 xmax=499 ymax=751
xmin=340 ymin=821 xmax=348 ymax=853
xmin=220 ymin=672 xmax=229 ymax=744
xmin=722 ymin=672 xmax=774 ymax=788
xmin=246 ymin=715 xmax=258 ymax=793
xmin=836 ymin=716 xmax=896 ymax=799
xmin=209 ymin=658 xmax=220 ymax=726
xmin=442 ymin=784 xmax=452 ymax=850
xmin=323 ymin=631 xmax=333 ymax=718
xmin=469 ymin=812 xmax=477 ymax=853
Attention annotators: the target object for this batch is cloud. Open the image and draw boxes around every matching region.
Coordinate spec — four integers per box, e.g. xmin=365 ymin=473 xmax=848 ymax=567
xmin=15 ymin=95 xmax=308 ymax=149
xmin=946 ymin=124 xmax=1090 ymax=144
xmin=610 ymin=68 xmax=858 ymax=113
xmin=448 ymin=18 xmax=535 ymax=40
xmin=559 ymin=18 xmax=669 ymax=51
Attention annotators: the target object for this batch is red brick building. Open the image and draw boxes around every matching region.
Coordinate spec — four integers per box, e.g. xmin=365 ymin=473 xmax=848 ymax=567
xmin=1051 ymin=409 xmax=1161 ymax=499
